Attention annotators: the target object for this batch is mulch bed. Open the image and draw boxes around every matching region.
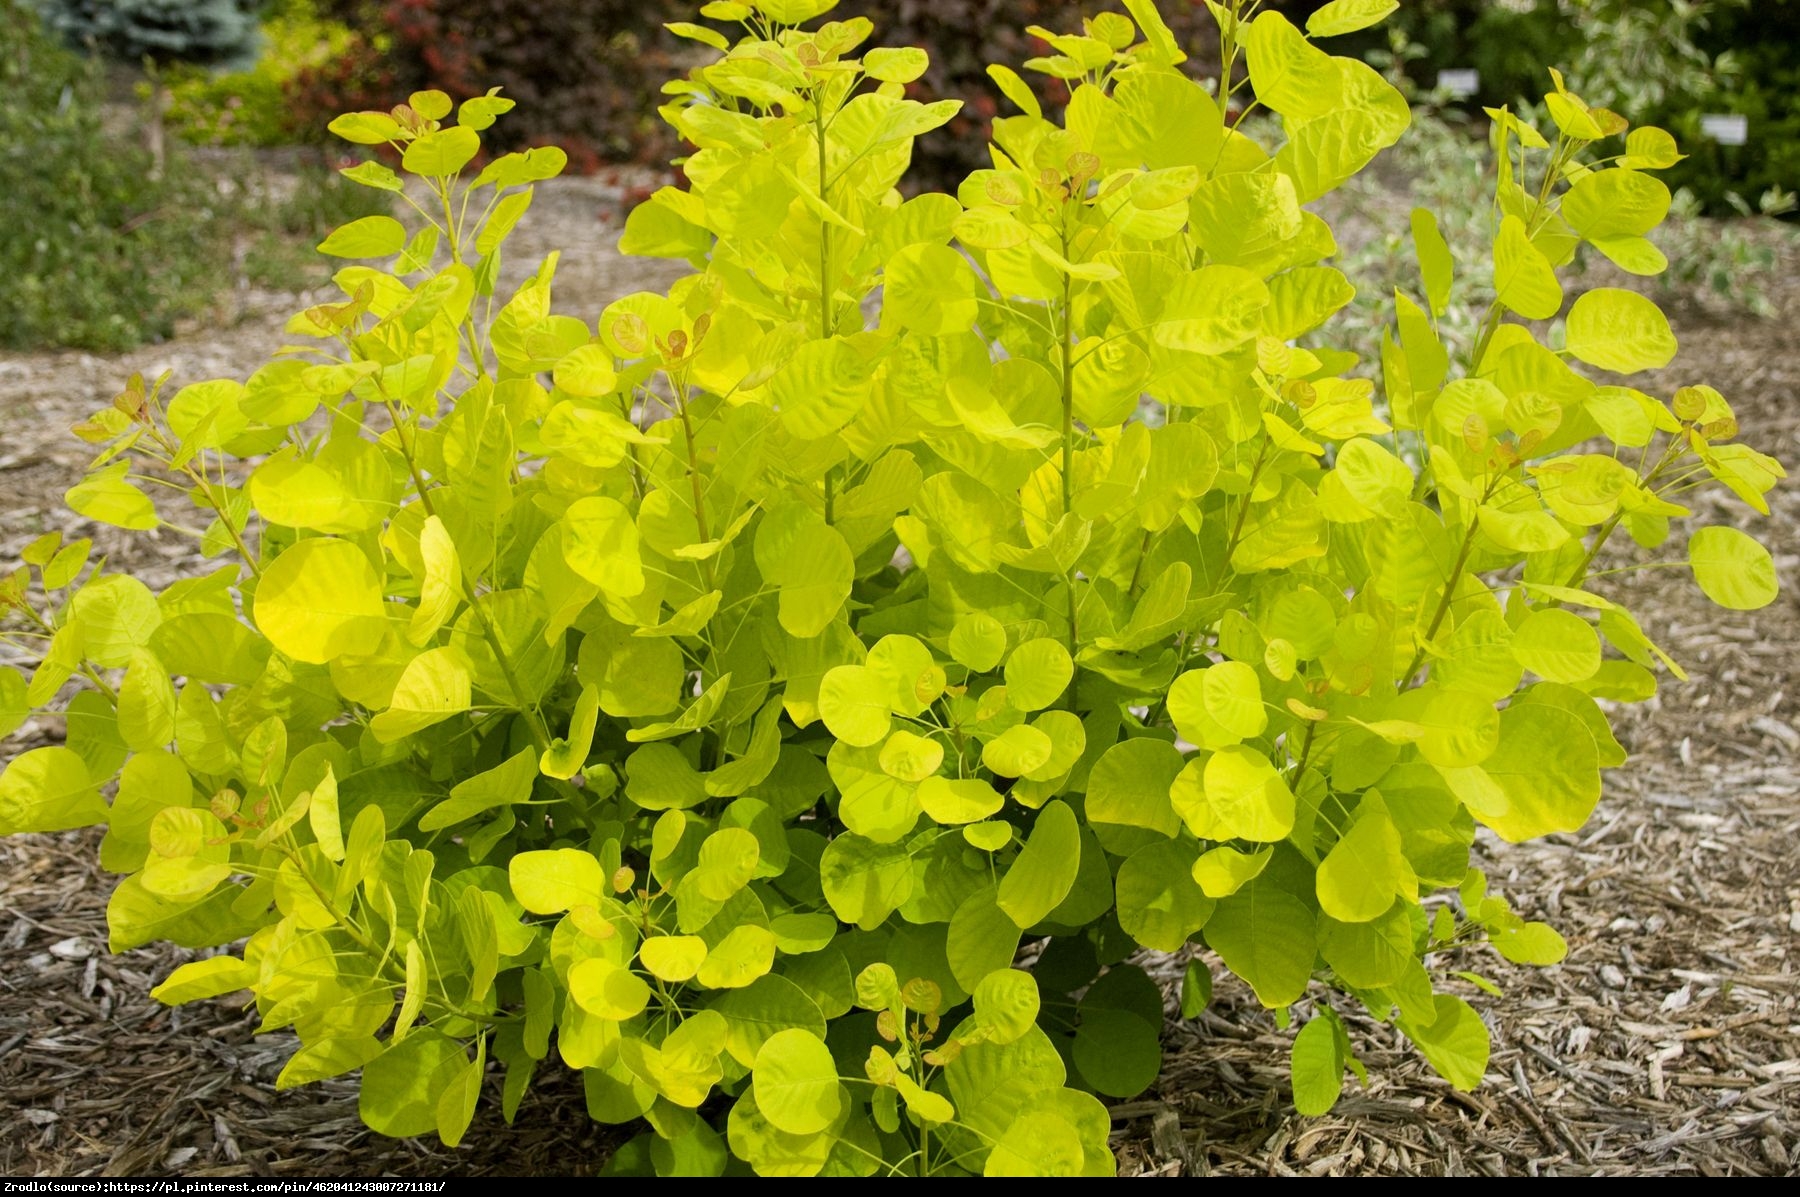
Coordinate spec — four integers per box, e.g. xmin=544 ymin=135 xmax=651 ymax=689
xmin=1 ymin=176 xmax=1795 ymax=1177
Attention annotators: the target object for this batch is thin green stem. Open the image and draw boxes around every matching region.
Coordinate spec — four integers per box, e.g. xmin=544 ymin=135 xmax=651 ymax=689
xmin=1058 ymin=272 xmax=1075 ymax=522
xmin=1224 ymin=435 xmax=1272 ymax=564
xmin=1126 ymin=529 xmax=1154 ymax=600
xmin=437 ymin=180 xmax=462 ymax=265
xmin=671 ymin=375 xmax=718 ymax=594
xmin=282 ymin=845 xmax=382 ymax=958
xmin=142 ymin=427 xmax=263 ymax=578
xmin=1560 ymin=513 xmax=1623 ymax=592
xmin=1400 ymin=509 xmax=1483 ymax=686
xmin=1146 ymin=630 xmax=1204 ymax=729
xmin=1291 ymin=720 xmax=1318 ymax=779
xmin=973 ymin=295 xmax=1057 ymax=341
xmin=815 ymin=101 xmax=834 ymax=342
xmin=17 ymin=603 xmax=118 ymax=704
xmin=618 ymin=391 xmax=646 ymax=499
xmin=380 ymin=398 xmax=553 ymax=753
xmin=1057 ymin=260 xmax=1080 ymax=706
xmin=1553 ymin=442 xmax=1685 ymax=598
xmin=1466 ymin=301 xmax=1504 ymax=376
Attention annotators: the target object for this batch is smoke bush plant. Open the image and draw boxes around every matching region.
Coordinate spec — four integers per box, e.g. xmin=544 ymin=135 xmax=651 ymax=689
xmin=0 ymin=0 xmax=1786 ymax=1177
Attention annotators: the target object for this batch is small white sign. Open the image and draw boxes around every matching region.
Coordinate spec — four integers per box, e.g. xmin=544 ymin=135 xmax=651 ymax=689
xmin=1700 ymin=113 xmax=1749 ymax=146
xmin=1437 ymin=68 xmax=1480 ymax=98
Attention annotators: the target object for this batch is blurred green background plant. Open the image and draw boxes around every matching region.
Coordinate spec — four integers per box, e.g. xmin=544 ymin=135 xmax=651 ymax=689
xmin=3 ymin=0 xmax=391 ymax=351
xmin=2 ymin=0 xmax=228 ymax=350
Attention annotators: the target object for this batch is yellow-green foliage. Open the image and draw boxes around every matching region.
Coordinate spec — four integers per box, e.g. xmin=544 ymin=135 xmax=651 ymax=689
xmin=0 ymin=0 xmax=1785 ymax=1176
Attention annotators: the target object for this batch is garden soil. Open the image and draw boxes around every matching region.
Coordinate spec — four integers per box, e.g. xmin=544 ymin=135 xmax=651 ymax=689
xmin=0 ymin=173 xmax=1794 ymax=1178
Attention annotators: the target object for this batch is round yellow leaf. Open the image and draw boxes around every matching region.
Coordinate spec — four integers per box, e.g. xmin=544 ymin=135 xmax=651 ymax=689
xmin=254 ymin=538 xmax=388 ymax=664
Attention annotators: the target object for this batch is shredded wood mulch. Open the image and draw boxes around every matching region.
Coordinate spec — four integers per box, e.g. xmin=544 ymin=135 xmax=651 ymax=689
xmin=1 ymin=176 xmax=1795 ymax=1177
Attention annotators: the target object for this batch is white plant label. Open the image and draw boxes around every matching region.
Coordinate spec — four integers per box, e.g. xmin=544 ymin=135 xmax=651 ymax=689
xmin=1699 ymin=113 xmax=1748 ymax=146
xmin=1437 ymin=68 xmax=1480 ymax=98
